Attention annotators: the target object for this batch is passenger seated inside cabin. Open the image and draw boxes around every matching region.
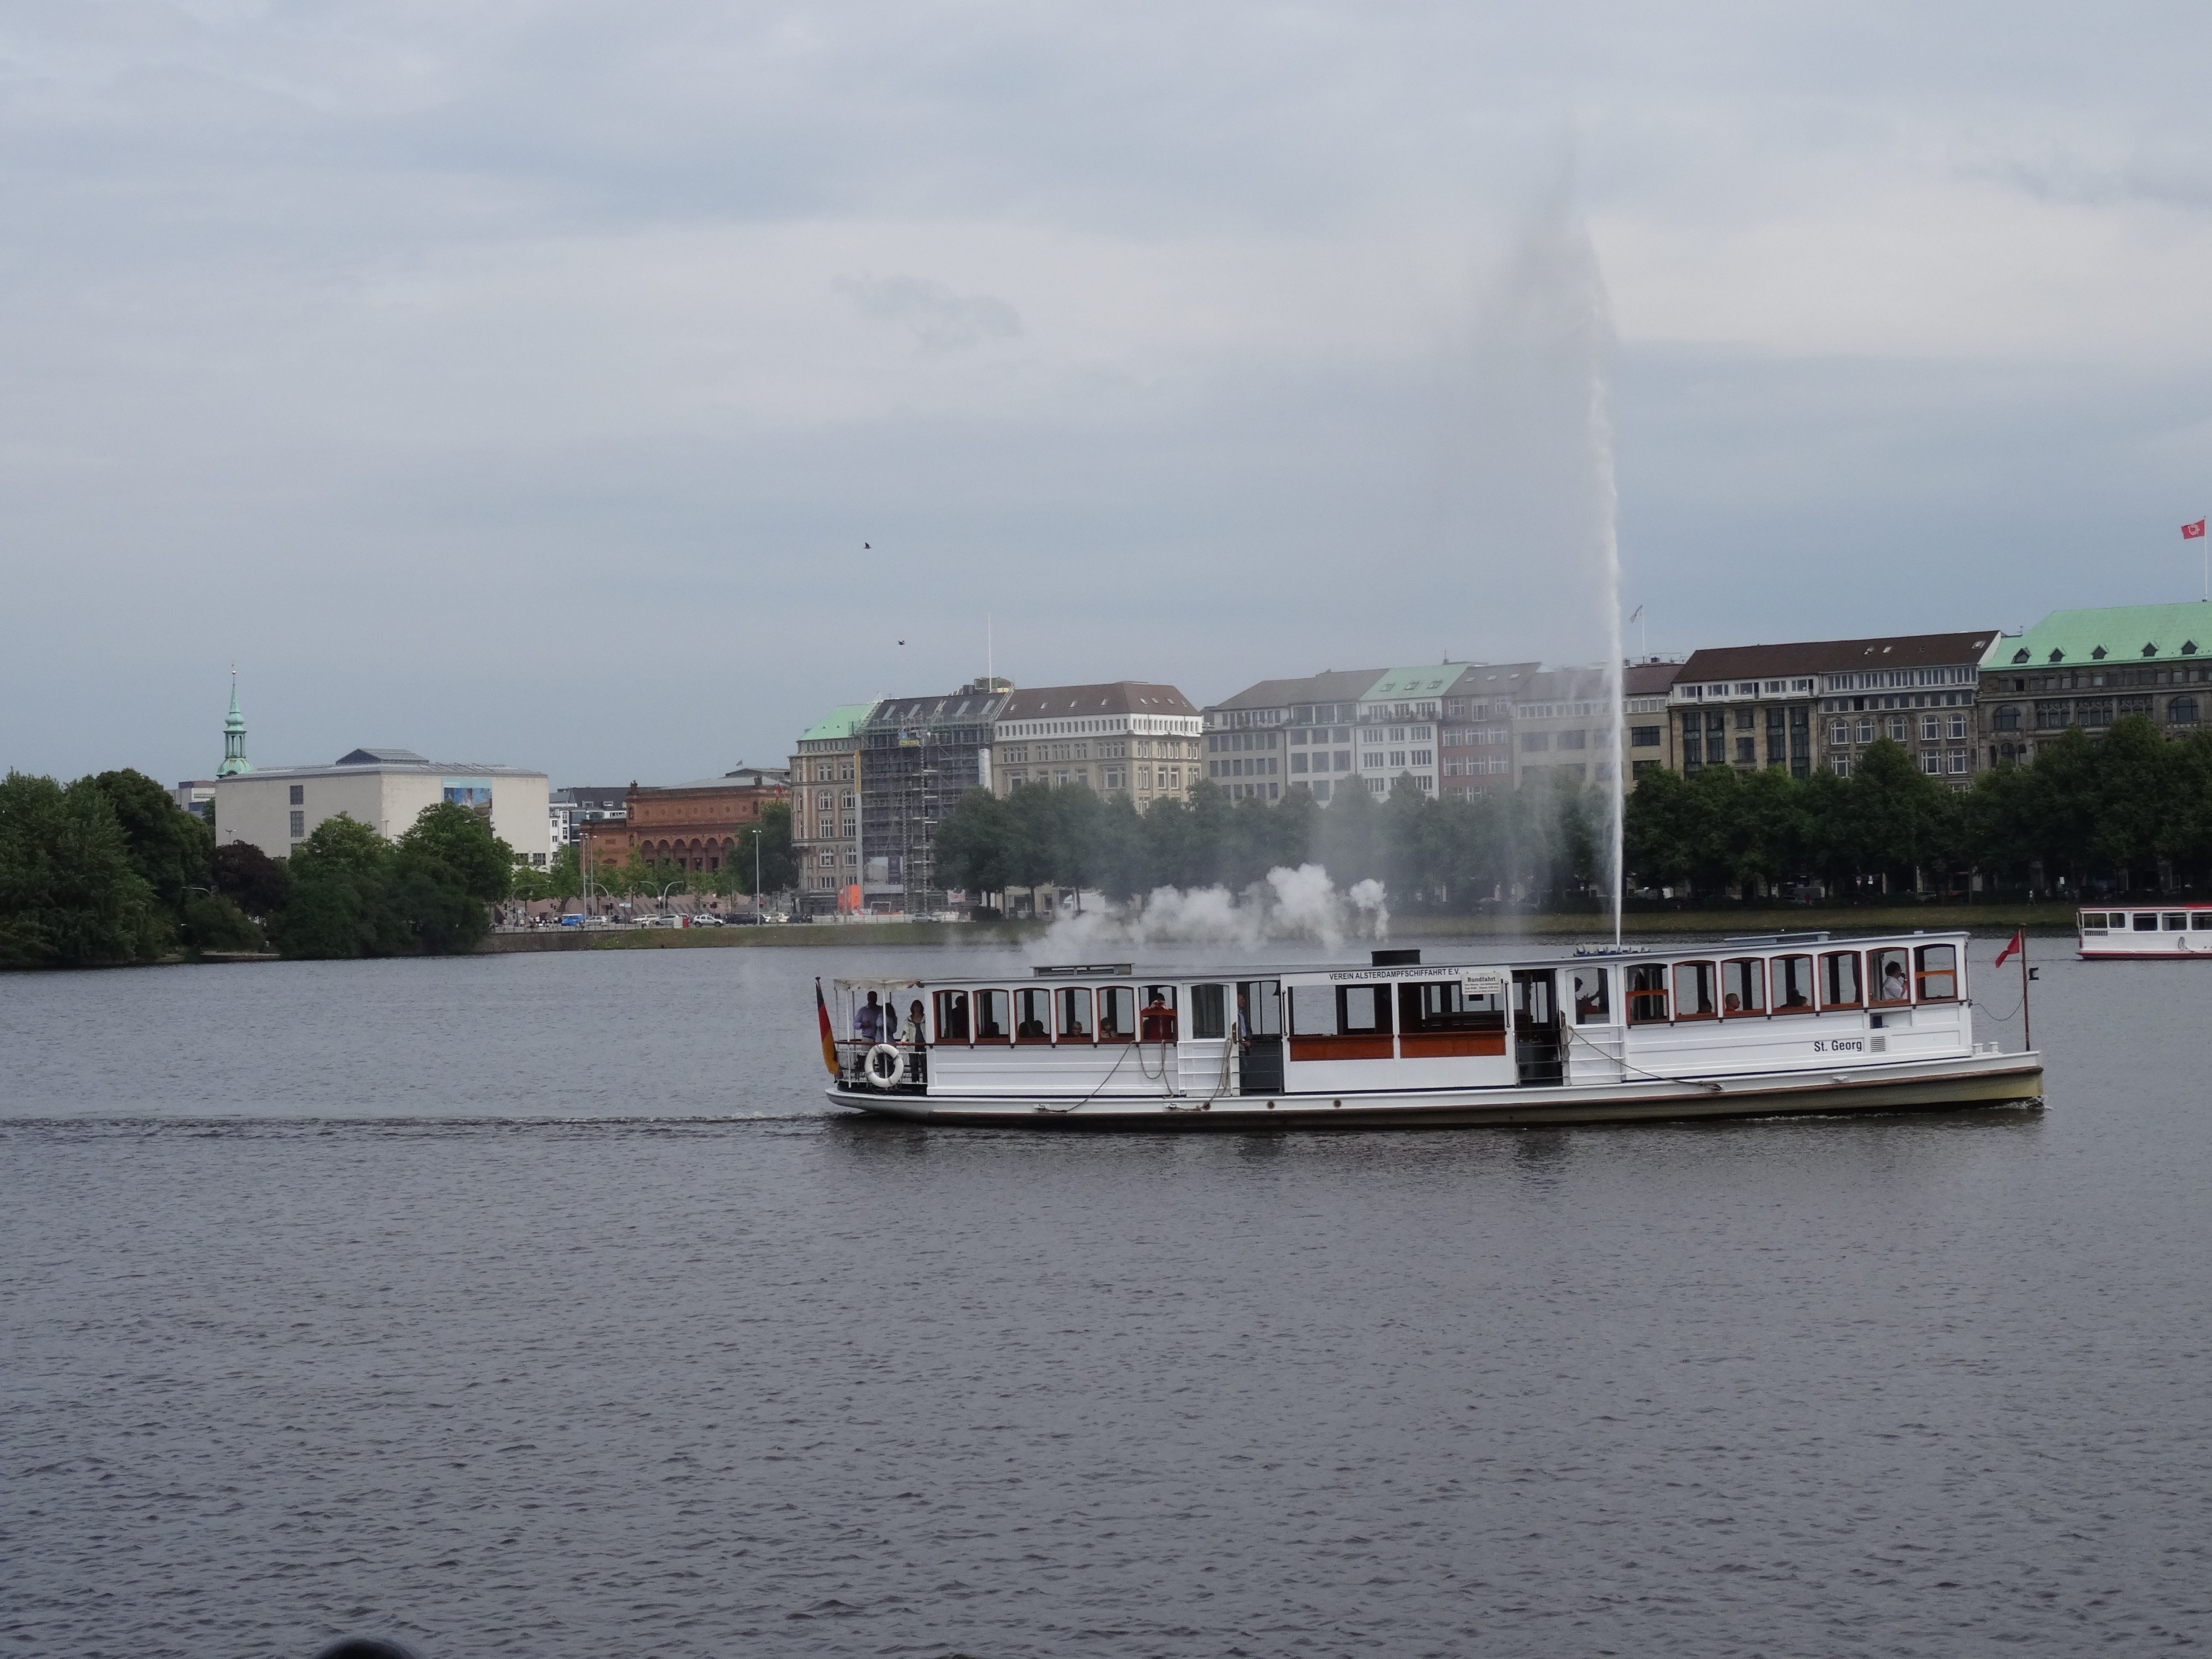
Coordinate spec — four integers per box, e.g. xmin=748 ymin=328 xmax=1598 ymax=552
xmin=900 ymin=999 xmax=925 ymax=1045
xmin=1881 ymin=960 xmax=1909 ymax=1002
xmin=1140 ymin=991 xmax=1178 ymax=1042
xmin=1783 ymin=987 xmax=1809 ymax=1008
xmin=856 ymin=992 xmax=885 ymax=1042
xmin=1723 ymin=992 xmax=1742 ymax=1013
xmin=1018 ymin=1015 xmax=1048 ymax=1039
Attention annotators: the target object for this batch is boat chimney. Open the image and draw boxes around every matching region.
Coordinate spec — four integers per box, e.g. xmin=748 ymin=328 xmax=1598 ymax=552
xmin=1371 ymin=948 xmax=1420 ymax=966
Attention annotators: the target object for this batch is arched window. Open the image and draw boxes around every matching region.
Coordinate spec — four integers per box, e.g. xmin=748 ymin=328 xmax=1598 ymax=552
xmin=1992 ymin=704 xmax=2022 ymax=732
xmin=2171 ymin=696 xmax=2200 ymax=725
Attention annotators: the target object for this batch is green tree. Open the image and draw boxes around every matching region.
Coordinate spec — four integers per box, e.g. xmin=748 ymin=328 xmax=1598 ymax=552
xmin=732 ymin=800 xmax=797 ymax=895
xmin=1624 ymin=764 xmax=1698 ymax=893
xmin=2088 ymin=713 xmax=2180 ymax=887
xmin=213 ymin=841 xmax=291 ymax=917
xmin=387 ymin=848 xmax=488 ymax=953
xmin=1846 ymin=739 xmax=1963 ymax=893
xmin=180 ymin=894 xmax=266 ymax=953
xmin=88 ymin=768 xmax=212 ymax=924
xmin=268 ymin=813 xmax=410 ymax=959
xmin=0 ymin=771 xmax=164 ymax=966
xmin=543 ymin=842 xmax=583 ymax=903
xmin=1964 ymin=757 xmax=2040 ymax=886
xmin=396 ymin=801 xmax=513 ymax=903
xmin=937 ymin=787 xmax=1015 ymax=896
xmin=1312 ymin=776 xmax=1380 ymax=888
xmin=2157 ymin=729 xmax=2212 ymax=874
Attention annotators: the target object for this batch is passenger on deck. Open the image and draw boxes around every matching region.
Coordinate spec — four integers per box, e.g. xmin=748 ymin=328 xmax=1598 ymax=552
xmin=900 ymin=999 xmax=925 ymax=1045
xmin=856 ymin=992 xmax=885 ymax=1042
xmin=1574 ymin=976 xmax=1605 ymax=1022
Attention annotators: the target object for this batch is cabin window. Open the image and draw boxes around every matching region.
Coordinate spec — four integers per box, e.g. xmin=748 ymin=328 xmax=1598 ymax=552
xmin=1058 ymin=987 xmax=1095 ymax=1041
xmin=2164 ymin=913 xmax=2189 ymax=931
xmin=1238 ymin=982 xmax=1282 ymax=1036
xmin=1627 ymin=964 xmax=1669 ymax=1023
xmin=1671 ymin=961 xmax=1717 ymax=1020
xmin=1720 ymin=958 xmax=1766 ymax=1016
xmin=1914 ymin=945 xmax=1958 ymax=1001
xmin=1014 ymin=987 xmax=1052 ymax=1043
xmin=1098 ymin=985 xmax=1136 ymax=1042
xmin=1773 ymin=955 xmax=1814 ymax=1013
xmin=1290 ymin=984 xmax=1339 ymax=1034
xmin=2132 ymin=913 xmax=2159 ymax=932
xmin=934 ymin=990 xmax=971 ymax=1043
xmin=1569 ymin=968 xmax=1609 ymax=1024
xmin=1339 ymin=984 xmax=1391 ymax=1034
xmin=1190 ymin=984 xmax=1227 ymax=1039
xmin=1819 ymin=952 xmax=1863 ymax=1009
xmin=975 ymin=990 xmax=1011 ymax=1042
xmin=1139 ymin=985 xmax=1179 ymax=1042
xmin=1869 ymin=949 xmax=1910 ymax=1006
xmin=1398 ymin=981 xmax=1505 ymax=1032
xmin=2194 ymin=915 xmax=2212 ymax=931
xmin=2079 ymin=913 xmax=2109 ymax=931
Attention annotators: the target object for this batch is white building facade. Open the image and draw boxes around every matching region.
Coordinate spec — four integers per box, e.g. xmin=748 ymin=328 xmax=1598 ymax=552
xmin=215 ymin=748 xmax=553 ymax=864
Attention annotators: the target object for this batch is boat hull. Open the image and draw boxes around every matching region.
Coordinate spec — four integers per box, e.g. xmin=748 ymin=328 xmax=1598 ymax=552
xmin=827 ymin=1050 xmax=2044 ymax=1130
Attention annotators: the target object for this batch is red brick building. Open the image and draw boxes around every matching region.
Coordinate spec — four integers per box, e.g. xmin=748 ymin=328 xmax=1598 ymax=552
xmin=580 ymin=766 xmax=789 ymax=875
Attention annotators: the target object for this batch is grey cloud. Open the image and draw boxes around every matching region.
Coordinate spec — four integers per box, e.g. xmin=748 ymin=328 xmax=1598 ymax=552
xmin=839 ymin=275 xmax=1022 ymax=350
xmin=1969 ymin=145 xmax=2212 ymax=213
xmin=8 ymin=1 xmax=2212 ymax=785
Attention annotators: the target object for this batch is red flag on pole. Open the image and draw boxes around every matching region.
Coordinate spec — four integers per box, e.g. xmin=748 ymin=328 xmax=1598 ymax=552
xmin=815 ymin=977 xmax=840 ymax=1077
xmin=2185 ymin=520 xmax=2206 ymax=539
xmin=1995 ymin=928 xmax=2024 ymax=967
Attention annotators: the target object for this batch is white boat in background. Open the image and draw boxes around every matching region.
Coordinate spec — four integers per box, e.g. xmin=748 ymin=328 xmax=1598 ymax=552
xmin=821 ymin=928 xmax=2042 ymax=1129
xmin=2078 ymin=905 xmax=2212 ymax=958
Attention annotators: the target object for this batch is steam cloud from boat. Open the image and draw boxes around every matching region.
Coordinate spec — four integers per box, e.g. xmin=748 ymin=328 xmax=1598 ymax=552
xmin=1034 ymin=864 xmax=1389 ymax=960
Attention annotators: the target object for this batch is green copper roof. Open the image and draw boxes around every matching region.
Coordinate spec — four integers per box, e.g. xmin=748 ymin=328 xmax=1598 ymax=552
xmin=1362 ymin=665 xmax=1460 ymax=701
xmin=799 ymin=702 xmax=875 ymax=744
xmin=217 ymin=674 xmax=252 ymax=776
xmin=1982 ymin=602 xmax=2212 ymax=671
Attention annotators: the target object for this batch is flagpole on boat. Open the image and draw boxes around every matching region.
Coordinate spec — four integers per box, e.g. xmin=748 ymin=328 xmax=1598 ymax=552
xmin=2020 ymin=931 xmax=2031 ymax=1053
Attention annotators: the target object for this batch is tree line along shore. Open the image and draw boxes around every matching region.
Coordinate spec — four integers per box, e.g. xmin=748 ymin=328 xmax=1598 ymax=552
xmin=931 ymin=719 xmax=2212 ymax=911
xmin=4 ymin=718 xmax=2196 ymax=967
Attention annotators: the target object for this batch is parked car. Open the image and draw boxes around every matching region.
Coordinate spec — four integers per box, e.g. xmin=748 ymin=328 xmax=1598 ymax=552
xmin=690 ymin=914 xmax=724 ymax=926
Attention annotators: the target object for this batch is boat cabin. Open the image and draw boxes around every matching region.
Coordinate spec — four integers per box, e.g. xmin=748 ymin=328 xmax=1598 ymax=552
xmin=2078 ymin=905 xmax=2212 ymax=956
xmin=827 ymin=930 xmax=1979 ymax=1104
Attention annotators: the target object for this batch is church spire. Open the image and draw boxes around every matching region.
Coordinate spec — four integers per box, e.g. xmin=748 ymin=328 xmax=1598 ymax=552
xmin=218 ymin=666 xmax=252 ymax=777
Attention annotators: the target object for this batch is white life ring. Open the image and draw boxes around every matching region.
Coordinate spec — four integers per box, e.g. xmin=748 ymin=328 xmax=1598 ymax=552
xmin=865 ymin=1043 xmax=906 ymax=1090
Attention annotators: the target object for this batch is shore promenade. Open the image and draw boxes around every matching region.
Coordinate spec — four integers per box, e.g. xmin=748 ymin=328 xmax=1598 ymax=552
xmin=473 ymin=904 xmax=2083 ymax=953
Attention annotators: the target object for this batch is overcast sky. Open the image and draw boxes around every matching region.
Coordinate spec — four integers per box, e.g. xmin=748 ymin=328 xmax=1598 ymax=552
xmin=7 ymin=1 xmax=2212 ymax=787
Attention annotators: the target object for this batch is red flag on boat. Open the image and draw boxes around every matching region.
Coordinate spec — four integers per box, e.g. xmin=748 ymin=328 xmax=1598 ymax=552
xmin=2186 ymin=520 xmax=2206 ymax=539
xmin=815 ymin=978 xmax=840 ymax=1077
xmin=1995 ymin=928 xmax=2024 ymax=967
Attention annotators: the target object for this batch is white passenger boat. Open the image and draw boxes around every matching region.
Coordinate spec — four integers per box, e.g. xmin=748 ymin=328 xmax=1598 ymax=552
xmin=821 ymin=928 xmax=2042 ymax=1128
xmin=2077 ymin=905 xmax=2212 ymax=958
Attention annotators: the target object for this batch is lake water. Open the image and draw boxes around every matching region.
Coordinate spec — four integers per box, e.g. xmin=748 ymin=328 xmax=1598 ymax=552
xmin=4 ymin=937 xmax=2206 ymax=1657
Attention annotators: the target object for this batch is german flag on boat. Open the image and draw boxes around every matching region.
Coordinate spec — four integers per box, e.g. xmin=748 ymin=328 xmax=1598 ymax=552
xmin=815 ymin=978 xmax=839 ymax=1077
